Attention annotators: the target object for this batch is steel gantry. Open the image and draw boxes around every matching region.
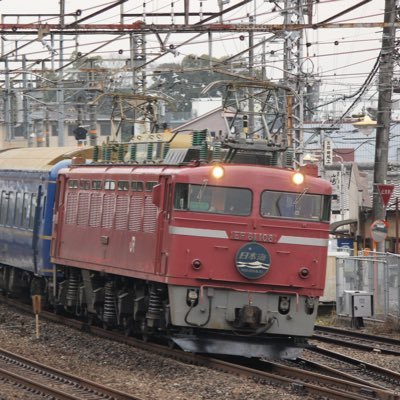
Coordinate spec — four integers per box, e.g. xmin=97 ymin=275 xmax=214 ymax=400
xmin=0 ymin=0 xmax=394 ymax=153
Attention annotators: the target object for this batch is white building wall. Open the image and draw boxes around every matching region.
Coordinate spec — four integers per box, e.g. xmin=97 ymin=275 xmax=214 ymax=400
xmin=191 ymin=98 xmax=222 ymax=118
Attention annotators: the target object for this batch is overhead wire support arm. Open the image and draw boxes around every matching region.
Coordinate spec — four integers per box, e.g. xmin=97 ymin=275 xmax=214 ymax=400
xmin=2 ymin=22 xmax=400 ymax=36
xmin=65 ymin=0 xmax=129 ymax=27
xmin=192 ymin=0 xmax=253 ymax=25
xmin=312 ymin=0 xmax=372 ymax=27
xmin=124 ymin=12 xmax=216 ymax=18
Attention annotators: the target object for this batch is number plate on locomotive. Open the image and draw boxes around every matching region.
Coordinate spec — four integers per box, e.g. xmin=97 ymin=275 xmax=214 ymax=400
xmin=230 ymin=231 xmax=277 ymax=243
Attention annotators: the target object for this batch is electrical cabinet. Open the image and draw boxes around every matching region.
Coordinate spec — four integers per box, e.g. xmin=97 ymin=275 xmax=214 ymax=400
xmin=341 ymin=290 xmax=374 ymax=318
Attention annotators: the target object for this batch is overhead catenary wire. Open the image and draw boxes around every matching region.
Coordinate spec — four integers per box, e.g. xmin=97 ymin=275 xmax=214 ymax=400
xmin=0 ymin=1 xmax=386 ymax=66
xmin=0 ymin=1 xmax=393 ymax=118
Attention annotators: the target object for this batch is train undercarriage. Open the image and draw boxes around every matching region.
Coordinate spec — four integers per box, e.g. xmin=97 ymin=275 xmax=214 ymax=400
xmin=0 ymin=264 xmax=310 ymax=359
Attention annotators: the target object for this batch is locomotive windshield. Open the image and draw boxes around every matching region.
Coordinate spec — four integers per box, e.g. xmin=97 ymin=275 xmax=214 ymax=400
xmin=174 ymin=183 xmax=252 ymax=216
xmin=260 ymin=190 xmax=330 ymax=222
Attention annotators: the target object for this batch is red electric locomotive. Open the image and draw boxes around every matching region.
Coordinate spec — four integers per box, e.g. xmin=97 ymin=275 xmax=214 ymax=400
xmin=50 ymin=140 xmax=331 ymax=359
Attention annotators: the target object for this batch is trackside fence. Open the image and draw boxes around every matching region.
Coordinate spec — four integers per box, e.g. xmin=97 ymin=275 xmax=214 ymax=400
xmin=335 ymin=253 xmax=400 ymax=321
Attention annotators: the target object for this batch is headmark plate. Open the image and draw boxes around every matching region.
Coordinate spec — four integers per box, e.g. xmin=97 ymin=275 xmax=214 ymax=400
xmin=235 ymin=243 xmax=271 ymax=279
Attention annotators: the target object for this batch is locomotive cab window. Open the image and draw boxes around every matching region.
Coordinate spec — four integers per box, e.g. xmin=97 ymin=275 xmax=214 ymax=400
xmin=261 ymin=190 xmax=330 ymax=222
xmin=174 ymin=183 xmax=252 ymax=216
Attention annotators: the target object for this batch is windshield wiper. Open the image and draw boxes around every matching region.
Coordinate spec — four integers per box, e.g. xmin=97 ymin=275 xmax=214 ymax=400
xmin=196 ymin=179 xmax=208 ymax=201
xmin=294 ymin=187 xmax=308 ymax=206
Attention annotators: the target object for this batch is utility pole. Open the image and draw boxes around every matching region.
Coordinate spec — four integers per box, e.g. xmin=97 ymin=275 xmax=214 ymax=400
xmin=372 ymin=0 xmax=396 ymax=252
xmin=88 ymin=91 xmax=97 ymax=146
xmin=283 ymin=0 xmax=307 ymax=164
xmin=4 ymin=59 xmax=12 ymax=142
xmin=57 ymin=0 xmax=65 ymax=147
xmin=248 ymin=15 xmax=255 ymax=137
xmin=22 ymin=56 xmax=29 ymax=142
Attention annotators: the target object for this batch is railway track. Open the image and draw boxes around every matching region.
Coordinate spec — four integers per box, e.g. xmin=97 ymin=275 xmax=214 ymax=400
xmin=314 ymin=325 xmax=400 ymax=355
xmin=302 ymin=346 xmax=400 ymax=392
xmin=230 ymin=355 xmax=399 ymax=400
xmin=0 ymin=347 xmax=143 ymax=400
xmin=2 ymin=297 xmax=400 ymax=400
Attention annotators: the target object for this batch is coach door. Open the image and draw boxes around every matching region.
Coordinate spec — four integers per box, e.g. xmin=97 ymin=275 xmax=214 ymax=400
xmin=32 ymin=184 xmax=43 ymax=275
xmin=153 ymin=175 xmax=172 ymax=275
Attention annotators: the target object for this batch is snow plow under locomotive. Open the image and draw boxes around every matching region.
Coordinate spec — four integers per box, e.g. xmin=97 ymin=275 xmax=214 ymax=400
xmin=0 ymin=137 xmax=331 ymax=359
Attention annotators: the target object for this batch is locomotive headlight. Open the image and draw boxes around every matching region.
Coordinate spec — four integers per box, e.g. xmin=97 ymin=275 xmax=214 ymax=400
xmin=187 ymin=289 xmax=198 ymax=301
xmin=186 ymin=289 xmax=199 ymax=307
xmin=278 ymin=296 xmax=291 ymax=314
xmin=292 ymin=171 xmax=305 ymax=185
xmin=211 ymin=165 xmax=224 ymax=179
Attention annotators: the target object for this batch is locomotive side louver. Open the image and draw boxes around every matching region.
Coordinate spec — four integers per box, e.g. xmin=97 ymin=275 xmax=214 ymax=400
xmin=143 ymin=197 xmax=157 ymax=233
xmin=115 ymin=195 xmax=129 ymax=230
xmin=65 ymin=192 xmax=78 ymax=224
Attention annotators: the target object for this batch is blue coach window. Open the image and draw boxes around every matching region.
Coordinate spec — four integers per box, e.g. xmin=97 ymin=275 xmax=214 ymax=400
xmin=0 ymin=191 xmax=8 ymax=225
xmin=29 ymin=194 xmax=37 ymax=230
xmin=6 ymin=191 xmax=15 ymax=226
xmin=22 ymin=193 xmax=31 ymax=229
xmin=15 ymin=192 xmax=23 ymax=227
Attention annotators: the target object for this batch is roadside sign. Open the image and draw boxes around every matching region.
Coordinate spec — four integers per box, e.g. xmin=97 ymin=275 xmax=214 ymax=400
xmin=32 ymin=295 xmax=42 ymax=339
xmin=323 ymin=139 xmax=333 ymax=165
xmin=376 ymin=184 xmax=394 ymax=208
xmin=370 ymin=219 xmax=388 ymax=243
xmin=32 ymin=295 xmax=42 ymax=315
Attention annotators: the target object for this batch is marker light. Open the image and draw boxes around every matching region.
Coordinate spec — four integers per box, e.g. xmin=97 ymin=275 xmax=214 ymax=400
xmin=292 ymin=171 xmax=305 ymax=185
xmin=299 ymin=267 xmax=310 ymax=279
xmin=192 ymin=259 xmax=202 ymax=270
xmin=211 ymin=165 xmax=224 ymax=179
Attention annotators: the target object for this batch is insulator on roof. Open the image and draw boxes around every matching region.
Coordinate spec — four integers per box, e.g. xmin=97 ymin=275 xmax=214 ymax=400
xmin=212 ymin=142 xmax=222 ymax=162
xmin=93 ymin=146 xmax=99 ymax=162
xmin=118 ymin=144 xmax=125 ymax=162
xmin=130 ymin=144 xmax=137 ymax=162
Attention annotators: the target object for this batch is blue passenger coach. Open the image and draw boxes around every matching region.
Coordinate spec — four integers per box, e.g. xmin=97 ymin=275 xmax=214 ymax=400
xmin=0 ymin=147 xmax=91 ymax=295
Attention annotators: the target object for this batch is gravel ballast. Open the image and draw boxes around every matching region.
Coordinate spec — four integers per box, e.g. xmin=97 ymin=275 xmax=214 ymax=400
xmin=0 ymin=303 xmax=307 ymax=400
xmin=1 ymin=303 xmax=399 ymax=399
